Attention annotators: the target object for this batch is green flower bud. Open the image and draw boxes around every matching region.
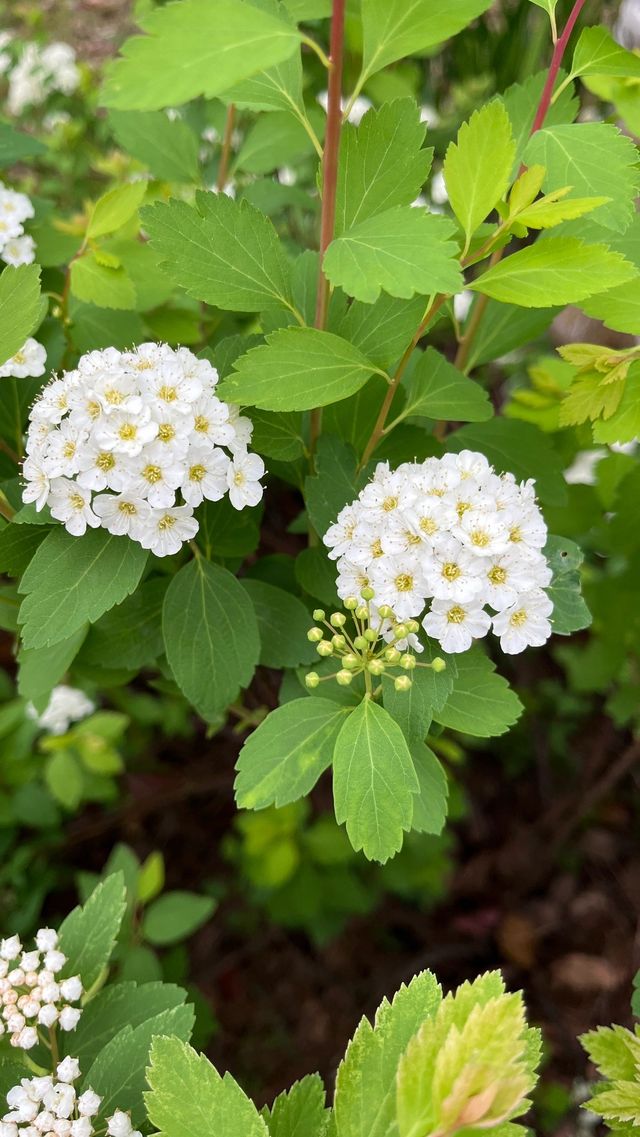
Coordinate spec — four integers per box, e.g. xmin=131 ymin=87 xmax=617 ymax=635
xmin=400 ymin=653 xmax=416 ymax=670
xmin=406 ymin=619 xmax=420 ymax=635
xmin=353 ymin=635 xmax=368 ymax=651
xmin=360 ymin=585 xmax=375 ymax=601
xmin=330 ymin=612 xmax=346 ymax=627
xmin=344 ymin=596 xmax=358 ymax=610
xmin=394 ymin=675 xmax=412 ymax=692
xmin=355 ymin=605 xmax=369 ymax=620
xmin=336 ymin=669 xmax=353 ymax=686
xmin=317 ymin=641 xmax=333 ymax=657
xmin=368 ymin=659 xmax=385 ymax=675
xmin=378 ymin=605 xmax=394 ymax=619
xmin=331 ymin=634 xmax=346 ymax=650
xmin=431 ymin=656 xmax=447 ymax=673
xmin=384 ymin=646 xmax=401 ymax=664
xmin=394 ymin=623 xmax=408 ymax=640
xmin=305 ymin=671 xmax=320 ymax=689
xmin=363 ymin=627 xmax=377 ymax=643
xmin=342 ymin=653 xmax=359 ymax=670
xmin=312 ymin=608 xmax=326 ymax=622
xmin=307 ymin=627 xmax=324 ymax=642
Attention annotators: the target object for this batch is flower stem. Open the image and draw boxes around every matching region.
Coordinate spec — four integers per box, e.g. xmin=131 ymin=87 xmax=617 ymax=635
xmin=216 ymin=104 xmax=236 ymax=192
xmin=309 ymin=0 xmax=346 ymax=464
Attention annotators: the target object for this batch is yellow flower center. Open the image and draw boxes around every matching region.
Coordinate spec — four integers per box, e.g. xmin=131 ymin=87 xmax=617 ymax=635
xmin=470 ymin=529 xmax=490 ymax=548
xmin=96 ymin=452 xmax=115 ymax=472
xmin=88 ymin=401 xmax=101 ymax=419
xmin=446 ymin=605 xmax=466 ymax=624
xmin=158 ymin=386 xmax=177 ymax=402
xmin=371 ymin=538 xmax=383 ymax=558
xmin=510 ymin=609 xmax=528 ymax=627
xmin=135 ymin=359 xmax=154 ymax=371
xmin=488 ymin=565 xmax=507 ymax=585
xmin=395 ymin=574 xmax=414 ymax=593
xmin=509 ymin=526 xmax=522 ymax=543
xmin=158 ymin=423 xmax=175 ymax=443
xmin=189 ymin=464 xmax=206 ymax=483
xmin=158 ymin=513 xmax=176 ymax=531
xmin=442 ymin=562 xmax=461 ymax=581
xmin=420 ymin=516 xmax=438 ymax=536
xmin=382 ymin=495 xmax=398 ymax=512
xmin=233 ymin=471 xmax=246 ymax=487
xmin=118 ymin=501 xmax=137 ymax=515
xmin=194 ymin=415 xmax=209 ymax=433
xmin=118 ymin=423 xmax=137 ymax=441
xmin=70 ymin=493 xmax=85 ymax=512
xmin=105 ymin=388 xmax=123 ymax=405
xmin=456 ymin=500 xmax=472 ymax=518
xmin=143 ymin=464 xmax=162 ymax=484
xmin=13 ymin=351 xmax=25 ymax=365
xmin=62 ymin=441 xmax=76 ymax=459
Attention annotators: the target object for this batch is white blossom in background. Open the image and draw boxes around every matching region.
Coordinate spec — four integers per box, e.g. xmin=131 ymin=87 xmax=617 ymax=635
xmin=0 ymin=1058 xmax=142 ymax=1137
xmin=324 ymin=452 xmax=554 ymax=655
xmin=316 ymin=90 xmax=373 ymax=124
xmin=0 ymin=182 xmax=36 ymax=267
xmin=22 ymin=344 xmax=265 ymax=557
xmin=453 ymin=290 xmax=473 ymax=324
xmin=615 ymin=0 xmax=640 ymax=47
xmin=430 ymin=168 xmax=449 ymax=205
xmin=0 ymin=337 xmax=46 ymax=379
xmin=6 ymin=40 xmax=79 ymax=116
xmin=26 ymin=685 xmax=95 ymax=736
xmin=0 ymin=32 xmax=12 ymax=77
xmin=0 ymin=928 xmax=83 ymax=1049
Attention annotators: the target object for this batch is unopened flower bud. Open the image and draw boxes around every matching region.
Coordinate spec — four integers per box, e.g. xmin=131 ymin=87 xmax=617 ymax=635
xmin=353 ymin=636 xmax=367 ymax=650
xmin=363 ymin=628 xmax=377 ymax=643
xmin=360 ymin=586 xmax=375 ymax=601
xmin=384 ymin=647 xmax=401 ymax=664
xmin=394 ymin=675 xmax=412 ymax=692
xmin=305 ymin=672 xmax=320 ymax=689
xmin=336 ymin=669 xmax=353 ymax=686
xmin=394 ymin=623 xmax=408 ymax=640
xmin=330 ymin=612 xmax=346 ymax=627
xmin=406 ymin=619 xmax=420 ymax=635
xmin=355 ymin=605 xmax=368 ymax=620
xmin=307 ymin=627 xmax=324 ymax=642
xmin=431 ymin=656 xmax=447 ymax=673
xmin=331 ymin=634 xmax=346 ymax=650
xmin=316 ymin=641 xmax=333 ymax=657
xmin=312 ymin=608 xmax=325 ymax=622
xmin=378 ymin=605 xmax=394 ymax=619
xmin=344 ymin=596 xmax=358 ymax=610
xmin=367 ymin=659 xmax=385 ymax=676
xmin=400 ymin=654 xmax=416 ymax=670
xmin=342 ymin=653 xmax=359 ymax=670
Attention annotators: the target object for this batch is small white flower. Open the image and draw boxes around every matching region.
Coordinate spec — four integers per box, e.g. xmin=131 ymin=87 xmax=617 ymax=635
xmin=423 ymin=599 xmax=491 ymax=653
xmin=138 ymin=505 xmax=198 ymax=558
xmin=106 ymin=1111 xmax=134 ymax=1137
xmin=1 ymin=938 xmax=22 ymax=962
xmin=227 ymin=451 xmax=264 ymax=509
xmin=57 ymin=1007 xmax=81 ymax=1032
xmin=70 ymin=1120 xmax=93 ymax=1137
xmin=55 ymin=1059 xmax=79 ymax=1085
xmin=425 ymin=537 xmax=484 ymax=602
xmin=76 ymin=1090 xmax=101 ymax=1119
xmin=15 ymin=1026 xmax=38 ymax=1049
xmin=47 ymin=479 xmax=99 ymax=537
xmin=37 ymin=1005 xmax=59 ymax=1028
xmin=32 ymin=687 xmax=94 ymax=737
xmin=2 ymin=234 xmax=35 ymax=266
xmin=0 ymin=338 xmax=46 ymax=379
xmin=181 ymin=445 xmax=229 ymax=507
xmin=58 ymin=978 xmax=82 ymax=1003
xmin=43 ymin=951 xmax=66 ymax=975
xmin=91 ymin=493 xmax=151 ymax=540
xmin=492 ymin=588 xmax=554 ymax=654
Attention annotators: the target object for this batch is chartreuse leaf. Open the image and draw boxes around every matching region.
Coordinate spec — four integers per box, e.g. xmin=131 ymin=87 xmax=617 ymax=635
xmin=545 ymin=536 xmax=591 ymax=635
xmin=334 ymin=99 xmax=432 ymax=236
xmin=470 ymin=238 xmax=636 ymax=308
xmin=359 ymin=0 xmax=493 ymax=84
xmin=146 ymin=1035 xmax=270 ymax=1137
xmin=109 ymin=110 xmax=200 ymax=182
xmin=396 ymin=972 xmax=540 ymax=1137
xmin=103 ymin=0 xmax=301 ymax=110
xmin=324 ymin=208 xmax=462 ymax=304
xmin=241 ymin=579 xmax=318 ymax=668
xmin=142 ymin=193 xmax=295 ymax=314
xmin=224 ymin=0 xmax=305 ymax=120
xmin=87 ymin=182 xmax=147 ymax=239
xmin=58 ymin=872 xmax=127 ymax=990
xmin=443 ymin=101 xmax=515 ymax=252
xmin=163 ymin=558 xmax=259 ymax=722
xmin=235 ymin=697 xmax=348 ymax=809
xmin=580 ymin=278 xmax=640 ymax=334
xmin=70 ymin=981 xmax=189 ymax=1069
xmin=70 ymin=254 xmax=136 ymax=310
xmin=400 ymin=348 xmax=492 ymax=424
xmin=593 ymin=367 xmax=640 ymax=444
xmin=18 ymin=529 xmax=148 ymax=649
xmin=334 ymin=970 xmax=442 ymax=1137
xmin=524 ymin=124 xmax=640 ymax=233
xmin=333 ymin=697 xmax=419 ymax=862
xmin=263 ymin=1075 xmax=329 ymax=1137
xmin=0 ymin=264 xmax=42 ymax=368
xmin=219 ymin=328 xmax=383 ymax=411
xmin=570 ymin=25 xmax=640 ymax=82
xmin=500 ymin=69 xmax=579 ymax=173
xmin=433 ymin=650 xmax=523 ymax=738
xmin=580 ymin=1026 xmax=640 ymax=1127
xmin=84 ymin=1005 xmax=195 ymax=1125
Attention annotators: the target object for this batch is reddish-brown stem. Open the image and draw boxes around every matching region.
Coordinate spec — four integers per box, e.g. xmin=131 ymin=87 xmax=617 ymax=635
xmin=216 ymin=104 xmax=236 ymax=192
xmin=530 ymin=0 xmax=588 ymax=135
xmin=309 ymin=0 xmax=346 ymax=463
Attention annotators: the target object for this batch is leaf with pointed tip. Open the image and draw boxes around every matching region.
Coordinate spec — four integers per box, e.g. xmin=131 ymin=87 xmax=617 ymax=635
xmin=359 ymin=0 xmax=493 ymax=83
xmin=444 ymin=101 xmax=515 ymax=248
xmin=433 ymin=650 xmax=523 ymax=738
xmin=263 ymin=1075 xmax=329 ymax=1137
xmin=0 ymin=264 xmax=42 ymax=368
xmin=571 ymin=25 xmax=640 ymax=82
xmin=470 ymin=238 xmax=636 ymax=307
xmin=401 ymin=348 xmax=492 ymax=423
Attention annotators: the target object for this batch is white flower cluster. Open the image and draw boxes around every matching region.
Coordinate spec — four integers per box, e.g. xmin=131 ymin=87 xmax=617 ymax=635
xmin=3 ymin=38 xmax=79 ymax=117
xmin=0 ymin=181 xmax=35 ymax=267
xmin=22 ymin=344 xmax=265 ymax=557
xmin=0 ymin=338 xmax=46 ymax=379
xmin=0 ymin=1058 xmax=141 ymax=1137
xmin=324 ymin=451 xmax=554 ymax=655
xmin=26 ymin=685 xmax=95 ymax=736
xmin=0 ymin=929 xmax=82 ymax=1050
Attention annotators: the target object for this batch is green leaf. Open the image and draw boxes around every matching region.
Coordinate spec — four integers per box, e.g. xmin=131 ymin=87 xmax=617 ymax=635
xmin=69 ymin=981 xmax=189 ymax=1069
xmin=0 ymin=264 xmax=42 ymax=368
xmin=334 ymin=99 xmax=432 ymax=236
xmin=409 ymin=742 xmax=448 ymax=836
xmin=570 ymin=25 xmax=640 ymax=82
xmin=84 ymin=1007 xmax=195 ymax=1125
xmin=146 ymin=1036 xmax=270 ymax=1137
xmin=304 ymin=435 xmax=360 ymax=537
xmin=464 ymin=301 xmax=557 ymax=371
xmin=46 ymin=750 xmax=84 ymax=810
xmin=70 ymin=254 xmax=136 ymax=310
xmin=333 ymin=697 xmax=418 ymax=862
xmin=58 ymin=872 xmax=127 ymax=990
xmin=0 ymin=523 xmax=49 ymax=577
xmin=545 ymin=536 xmax=591 ymax=636
xmin=500 ymin=69 xmax=579 ymax=173
xmin=592 ymin=367 xmax=640 ymax=444
xmin=359 ymin=0 xmax=493 ymax=83
xmin=324 ymin=208 xmax=462 ymax=304
xmin=447 ymin=418 xmax=567 ymax=505
xmin=235 ymin=110 xmax=315 ymax=174
xmin=0 ymin=120 xmax=47 ymax=166
xmin=142 ymin=193 xmax=294 ymax=313
xmin=337 ymin=294 xmax=426 ymax=371
xmin=18 ymin=627 xmax=88 ymax=709
xmin=334 ymin=970 xmax=442 ymax=1137
xmin=103 ymin=0 xmax=301 ymax=110
xmin=470 ymin=237 xmax=636 ymax=308
xmin=143 ymin=892 xmax=216 ymax=946
xmin=163 ymin=558 xmax=259 ymax=722
xmin=224 ymin=0 xmax=305 ymax=118
xmin=68 ymin=302 xmax=146 ymax=353
xmin=79 ymin=577 xmax=167 ymax=671
xmin=443 ymin=101 xmax=515 ymax=250
xmin=524 ymin=123 xmax=640 ymax=233
xmin=264 ymin=1077 xmax=328 ymax=1137
xmin=219 ymin=328 xmax=381 ymax=411
xmin=235 ymin=697 xmax=348 ymax=810
xmin=18 ymin=528 xmax=148 ymax=650
xmin=241 ymin=579 xmax=317 ymax=668
xmin=109 ymin=110 xmax=200 ymax=182
xmin=250 ymin=410 xmax=305 ymax=462
xmin=381 ymin=668 xmax=434 ymax=746
xmin=433 ymin=650 xmax=523 ymax=738
xmin=87 ymin=182 xmax=147 ymax=239
xmin=581 ymin=1025 xmax=640 ymax=1083
xmin=196 ymin=497 xmax=261 ymax=558
xmin=580 ymin=277 xmax=640 ymax=335
xmin=401 ymin=347 xmax=492 ymax=423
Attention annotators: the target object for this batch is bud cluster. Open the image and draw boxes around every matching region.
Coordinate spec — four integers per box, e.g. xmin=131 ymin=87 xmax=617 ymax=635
xmin=0 ymin=1058 xmax=141 ymax=1137
xmin=0 ymin=929 xmax=82 ymax=1050
xmin=305 ymin=587 xmax=445 ymax=693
